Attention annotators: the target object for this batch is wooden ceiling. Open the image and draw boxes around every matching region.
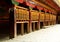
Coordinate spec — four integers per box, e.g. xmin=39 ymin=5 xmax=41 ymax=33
xmin=32 ymin=0 xmax=60 ymax=13
xmin=1 ymin=0 xmax=60 ymax=13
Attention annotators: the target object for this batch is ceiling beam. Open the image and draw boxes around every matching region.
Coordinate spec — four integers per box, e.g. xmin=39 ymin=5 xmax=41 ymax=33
xmin=32 ymin=0 xmax=57 ymax=13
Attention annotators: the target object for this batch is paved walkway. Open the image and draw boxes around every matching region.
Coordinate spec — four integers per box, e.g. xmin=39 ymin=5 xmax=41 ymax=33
xmin=1 ymin=24 xmax=60 ymax=42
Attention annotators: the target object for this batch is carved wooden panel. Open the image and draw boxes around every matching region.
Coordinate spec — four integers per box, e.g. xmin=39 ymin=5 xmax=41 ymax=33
xmin=15 ymin=6 xmax=29 ymax=21
xmin=31 ymin=10 xmax=39 ymax=21
xmin=40 ymin=12 xmax=45 ymax=21
xmin=53 ymin=15 xmax=56 ymax=21
xmin=45 ymin=13 xmax=50 ymax=21
xmin=50 ymin=14 xmax=53 ymax=21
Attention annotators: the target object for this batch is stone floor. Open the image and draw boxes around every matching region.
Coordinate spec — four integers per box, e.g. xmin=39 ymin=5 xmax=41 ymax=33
xmin=0 ymin=24 xmax=60 ymax=42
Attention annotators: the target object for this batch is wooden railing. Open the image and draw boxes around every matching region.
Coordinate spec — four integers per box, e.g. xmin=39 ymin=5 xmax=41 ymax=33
xmin=31 ymin=10 xmax=39 ymax=21
xmin=14 ymin=6 xmax=29 ymax=21
xmin=14 ymin=6 xmax=39 ymax=21
xmin=14 ymin=5 xmax=56 ymax=22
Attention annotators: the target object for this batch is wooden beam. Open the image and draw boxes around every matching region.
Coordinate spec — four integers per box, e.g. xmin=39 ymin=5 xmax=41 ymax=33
xmin=29 ymin=10 xmax=32 ymax=32
xmin=9 ymin=7 xmax=17 ymax=39
xmin=48 ymin=14 xmax=50 ymax=25
xmin=32 ymin=0 xmax=57 ymax=13
xmin=37 ymin=13 xmax=40 ymax=30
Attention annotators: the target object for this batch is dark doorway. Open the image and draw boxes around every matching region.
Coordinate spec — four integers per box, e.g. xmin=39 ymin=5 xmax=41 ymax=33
xmin=17 ymin=23 xmax=21 ymax=35
xmin=40 ymin=22 xmax=43 ymax=29
xmin=24 ymin=23 xmax=27 ymax=33
xmin=32 ymin=23 xmax=33 ymax=31
xmin=50 ymin=21 xmax=52 ymax=25
xmin=35 ymin=22 xmax=38 ymax=30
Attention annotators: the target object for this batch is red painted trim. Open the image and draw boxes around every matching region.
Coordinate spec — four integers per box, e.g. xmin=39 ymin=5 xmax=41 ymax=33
xmin=37 ymin=6 xmax=44 ymax=10
xmin=16 ymin=0 xmax=24 ymax=3
xmin=26 ymin=2 xmax=36 ymax=8
xmin=46 ymin=0 xmax=59 ymax=11
xmin=44 ymin=8 xmax=48 ymax=12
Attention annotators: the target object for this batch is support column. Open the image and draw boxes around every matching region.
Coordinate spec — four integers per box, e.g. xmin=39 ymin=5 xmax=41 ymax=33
xmin=14 ymin=23 xmax=17 ymax=38
xmin=29 ymin=21 xmax=32 ymax=32
xmin=27 ymin=23 xmax=30 ymax=33
xmin=43 ymin=13 xmax=46 ymax=26
xmin=52 ymin=14 xmax=54 ymax=25
xmin=44 ymin=10 xmax=46 ymax=26
xmin=49 ymin=13 xmax=50 ymax=25
xmin=9 ymin=7 xmax=17 ymax=39
xmin=27 ymin=22 xmax=32 ymax=33
xmin=50 ymin=14 xmax=51 ymax=25
xmin=37 ymin=13 xmax=40 ymax=30
xmin=9 ymin=23 xmax=17 ymax=39
xmin=21 ymin=23 xmax=24 ymax=35
xmin=29 ymin=10 xmax=32 ymax=32
xmin=14 ymin=7 xmax=17 ymax=38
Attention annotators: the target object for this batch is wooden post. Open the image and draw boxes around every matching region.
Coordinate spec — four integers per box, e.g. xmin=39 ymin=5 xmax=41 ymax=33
xmin=28 ymin=9 xmax=32 ymax=32
xmin=44 ymin=11 xmax=46 ymax=26
xmin=14 ymin=6 xmax=17 ymax=38
xmin=48 ymin=14 xmax=50 ymax=25
xmin=14 ymin=23 xmax=17 ymax=38
xmin=52 ymin=14 xmax=54 ymax=25
xmin=49 ymin=13 xmax=50 ymax=25
xmin=52 ymin=14 xmax=53 ymax=25
xmin=9 ymin=6 xmax=17 ymax=39
xmin=27 ymin=23 xmax=30 ymax=33
xmin=37 ymin=13 xmax=40 ymax=30
xmin=50 ymin=13 xmax=51 ymax=25
xmin=21 ymin=23 xmax=24 ymax=35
